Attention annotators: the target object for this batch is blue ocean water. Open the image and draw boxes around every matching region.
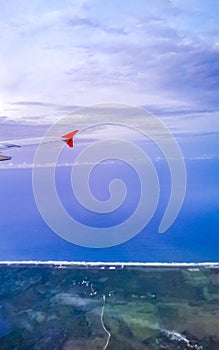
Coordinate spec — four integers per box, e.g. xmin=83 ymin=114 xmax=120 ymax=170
xmin=0 ymin=158 xmax=218 ymax=262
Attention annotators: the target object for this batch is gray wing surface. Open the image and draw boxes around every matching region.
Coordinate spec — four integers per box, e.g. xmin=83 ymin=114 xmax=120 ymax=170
xmin=0 ymin=144 xmax=21 ymax=161
xmin=0 ymin=137 xmax=58 ymax=161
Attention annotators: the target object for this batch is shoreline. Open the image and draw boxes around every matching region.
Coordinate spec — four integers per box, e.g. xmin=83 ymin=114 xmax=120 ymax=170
xmin=0 ymin=260 xmax=218 ymax=268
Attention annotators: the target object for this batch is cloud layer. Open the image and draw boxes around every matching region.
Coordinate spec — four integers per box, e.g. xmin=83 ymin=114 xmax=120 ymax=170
xmin=0 ymin=0 xmax=219 ymax=123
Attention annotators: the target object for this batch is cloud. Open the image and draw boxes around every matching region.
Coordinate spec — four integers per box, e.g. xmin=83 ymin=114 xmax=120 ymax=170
xmin=11 ymin=101 xmax=80 ymax=112
xmin=0 ymin=0 xmax=218 ymax=124
xmin=1 ymin=151 xmax=218 ymax=171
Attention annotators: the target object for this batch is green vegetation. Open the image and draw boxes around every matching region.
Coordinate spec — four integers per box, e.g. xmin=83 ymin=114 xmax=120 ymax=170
xmin=0 ymin=266 xmax=218 ymax=349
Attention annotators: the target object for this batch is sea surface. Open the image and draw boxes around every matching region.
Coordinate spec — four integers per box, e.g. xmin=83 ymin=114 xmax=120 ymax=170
xmin=0 ymin=157 xmax=218 ymax=262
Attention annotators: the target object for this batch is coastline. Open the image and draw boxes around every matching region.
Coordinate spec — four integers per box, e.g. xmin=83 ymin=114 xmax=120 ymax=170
xmin=0 ymin=260 xmax=218 ymax=268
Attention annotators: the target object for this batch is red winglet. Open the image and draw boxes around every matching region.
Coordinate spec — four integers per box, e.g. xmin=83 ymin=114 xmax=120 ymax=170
xmin=61 ymin=130 xmax=79 ymax=148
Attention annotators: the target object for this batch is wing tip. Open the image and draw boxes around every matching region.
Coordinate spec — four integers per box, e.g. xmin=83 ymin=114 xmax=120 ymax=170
xmin=61 ymin=130 xmax=79 ymax=139
xmin=0 ymin=155 xmax=12 ymax=161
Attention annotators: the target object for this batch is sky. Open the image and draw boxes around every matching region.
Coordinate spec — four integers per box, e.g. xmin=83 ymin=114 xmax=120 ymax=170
xmin=0 ymin=0 xmax=218 ymax=161
xmin=0 ymin=0 xmax=219 ymax=119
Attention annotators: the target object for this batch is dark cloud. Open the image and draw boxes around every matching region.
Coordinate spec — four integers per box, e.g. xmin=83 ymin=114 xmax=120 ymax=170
xmin=64 ymin=14 xmax=126 ymax=35
xmin=157 ymin=47 xmax=219 ymax=107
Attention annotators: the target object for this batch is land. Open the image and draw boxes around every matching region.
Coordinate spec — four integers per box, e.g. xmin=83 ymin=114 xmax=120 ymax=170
xmin=0 ymin=264 xmax=218 ymax=349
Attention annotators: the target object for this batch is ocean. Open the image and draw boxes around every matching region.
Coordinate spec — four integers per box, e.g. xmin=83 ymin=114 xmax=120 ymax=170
xmin=0 ymin=158 xmax=218 ymax=263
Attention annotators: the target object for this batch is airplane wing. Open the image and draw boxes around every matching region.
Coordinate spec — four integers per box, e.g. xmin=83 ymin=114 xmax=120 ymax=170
xmin=0 ymin=130 xmax=79 ymax=161
xmin=61 ymin=130 xmax=79 ymax=147
xmin=0 ymin=143 xmax=21 ymax=161
xmin=0 ymin=154 xmax=13 ymax=161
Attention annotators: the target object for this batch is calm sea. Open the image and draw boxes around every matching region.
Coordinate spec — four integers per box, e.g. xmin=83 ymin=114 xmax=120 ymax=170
xmin=0 ymin=159 xmax=218 ymax=262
